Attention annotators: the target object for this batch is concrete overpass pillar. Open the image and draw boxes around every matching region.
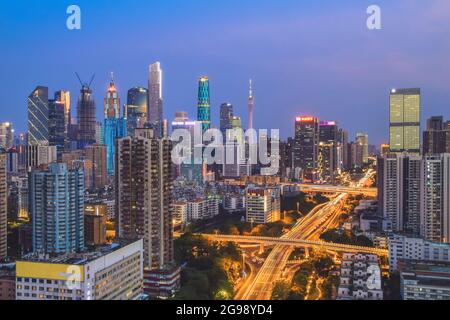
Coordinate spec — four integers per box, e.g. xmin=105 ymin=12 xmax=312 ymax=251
xmin=259 ymin=244 xmax=265 ymax=255
xmin=304 ymin=247 xmax=310 ymax=258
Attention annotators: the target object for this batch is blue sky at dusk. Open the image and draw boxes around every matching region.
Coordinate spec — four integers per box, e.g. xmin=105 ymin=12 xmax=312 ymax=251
xmin=1 ymin=0 xmax=450 ymax=145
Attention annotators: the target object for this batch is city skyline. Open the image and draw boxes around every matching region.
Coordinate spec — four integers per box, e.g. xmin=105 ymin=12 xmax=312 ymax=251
xmin=1 ymin=1 xmax=450 ymax=145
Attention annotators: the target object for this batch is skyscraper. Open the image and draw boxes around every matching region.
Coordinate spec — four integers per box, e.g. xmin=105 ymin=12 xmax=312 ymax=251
xmin=0 ymin=151 xmax=7 ymax=259
xmin=197 ymin=76 xmax=211 ymax=132
xmin=294 ymin=117 xmax=319 ymax=182
xmin=0 ymin=122 xmax=14 ymax=149
xmin=148 ymin=62 xmax=163 ymax=138
xmin=30 ymin=163 xmax=85 ymax=254
xmin=356 ymin=132 xmax=369 ymax=164
xmin=54 ymin=90 xmax=71 ymax=148
xmin=28 ymin=86 xmax=49 ymax=145
xmin=248 ymin=79 xmax=254 ymax=130
xmin=125 ymin=86 xmax=148 ymax=135
xmin=116 ymin=132 xmax=179 ymax=297
xmin=220 ymin=103 xmax=233 ymax=139
xmin=84 ymin=144 xmax=107 ymax=189
xmin=423 ymin=116 xmax=450 ymax=155
xmin=319 ymin=121 xmax=339 ymax=178
xmin=48 ymin=98 xmax=66 ymax=154
xmin=421 ymin=154 xmax=450 ymax=243
xmin=77 ymin=82 xmax=97 ymax=148
xmin=104 ymin=73 xmax=121 ymax=119
xmin=389 ymin=88 xmax=421 ymax=153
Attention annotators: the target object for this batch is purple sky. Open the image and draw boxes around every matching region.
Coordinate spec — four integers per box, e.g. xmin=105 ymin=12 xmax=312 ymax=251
xmin=0 ymin=0 xmax=450 ymax=145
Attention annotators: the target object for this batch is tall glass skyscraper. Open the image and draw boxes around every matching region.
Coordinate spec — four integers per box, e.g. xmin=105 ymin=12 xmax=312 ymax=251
xmin=125 ymin=86 xmax=148 ymax=135
xmin=389 ymin=88 xmax=421 ymax=153
xmin=102 ymin=79 xmax=127 ymax=175
xmin=197 ymin=76 xmax=211 ymax=132
xmin=220 ymin=103 xmax=233 ymax=140
xmin=30 ymin=163 xmax=85 ymax=254
xmin=28 ymin=86 xmax=49 ymax=145
xmin=77 ymin=84 xmax=97 ymax=149
xmin=148 ymin=62 xmax=163 ymax=138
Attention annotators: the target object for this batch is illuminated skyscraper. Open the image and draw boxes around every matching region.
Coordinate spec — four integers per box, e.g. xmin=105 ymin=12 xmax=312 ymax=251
xmin=54 ymin=90 xmax=71 ymax=147
xmin=77 ymin=82 xmax=97 ymax=148
xmin=389 ymin=88 xmax=420 ymax=153
xmin=104 ymin=73 xmax=121 ymax=119
xmin=248 ymin=79 xmax=254 ymax=130
xmin=125 ymin=86 xmax=148 ymax=135
xmin=356 ymin=132 xmax=369 ymax=164
xmin=0 ymin=122 xmax=14 ymax=149
xmin=28 ymin=86 xmax=49 ymax=145
xmin=294 ymin=117 xmax=319 ymax=182
xmin=102 ymin=75 xmax=127 ymax=175
xmin=0 ymin=151 xmax=6 ymax=259
xmin=220 ymin=103 xmax=233 ymax=139
xmin=197 ymin=76 xmax=211 ymax=132
xmin=148 ymin=62 xmax=163 ymax=138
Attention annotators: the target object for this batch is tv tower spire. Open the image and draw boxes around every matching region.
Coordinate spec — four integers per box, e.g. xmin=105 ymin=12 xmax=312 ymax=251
xmin=248 ymin=79 xmax=254 ymax=130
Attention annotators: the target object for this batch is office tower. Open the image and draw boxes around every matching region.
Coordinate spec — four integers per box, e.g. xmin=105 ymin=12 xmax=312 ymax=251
xmin=246 ymin=186 xmax=281 ymax=224
xmin=0 ymin=152 xmax=7 ymax=259
xmin=54 ymin=90 xmax=71 ymax=148
xmin=423 ymin=116 xmax=450 ymax=155
xmin=76 ymin=82 xmax=96 ymax=148
xmin=349 ymin=141 xmax=364 ymax=168
xmin=220 ymin=103 xmax=233 ymax=139
xmin=104 ymin=73 xmax=120 ymax=119
xmin=28 ymin=86 xmax=49 ymax=145
xmin=319 ymin=121 xmax=338 ymax=176
xmin=116 ymin=134 xmax=179 ymax=297
xmin=84 ymin=144 xmax=107 ymax=189
xmin=293 ymin=116 xmax=319 ymax=182
xmin=48 ymin=98 xmax=66 ymax=154
xmin=148 ymin=62 xmax=163 ymax=138
xmin=16 ymin=240 xmax=143 ymax=300
xmin=102 ymin=118 xmax=127 ymax=175
xmin=0 ymin=122 xmax=14 ymax=149
xmin=197 ymin=76 xmax=211 ymax=132
xmin=248 ymin=79 xmax=254 ymax=130
xmin=126 ymin=86 xmax=148 ymax=135
xmin=389 ymin=88 xmax=420 ymax=153
xmin=339 ymin=129 xmax=349 ymax=170
xmin=421 ymin=154 xmax=450 ymax=243
xmin=84 ymin=203 xmax=107 ymax=245
xmin=356 ymin=132 xmax=369 ymax=164
xmin=279 ymin=138 xmax=294 ymax=180
xmin=30 ymin=163 xmax=85 ymax=254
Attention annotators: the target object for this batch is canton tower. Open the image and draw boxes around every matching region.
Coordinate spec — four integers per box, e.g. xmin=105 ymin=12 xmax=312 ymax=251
xmin=248 ymin=79 xmax=254 ymax=130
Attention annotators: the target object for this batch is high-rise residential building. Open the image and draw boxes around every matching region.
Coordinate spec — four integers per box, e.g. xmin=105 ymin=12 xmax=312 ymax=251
xmin=28 ymin=86 xmax=49 ymax=145
xmin=115 ymin=132 xmax=179 ymax=297
xmin=0 ymin=122 xmax=14 ymax=149
xmin=389 ymin=88 xmax=421 ymax=153
xmin=30 ymin=163 xmax=85 ymax=254
xmin=377 ymin=153 xmax=422 ymax=235
xmin=0 ymin=151 xmax=7 ymax=259
xmin=423 ymin=116 xmax=450 ymax=155
xmin=294 ymin=116 xmax=319 ymax=182
xmin=421 ymin=154 xmax=450 ymax=243
xmin=54 ymin=90 xmax=71 ymax=148
xmin=104 ymin=73 xmax=121 ymax=119
xmin=125 ymin=86 xmax=148 ymax=135
xmin=246 ymin=186 xmax=281 ymax=224
xmin=356 ymin=132 xmax=369 ymax=164
xmin=148 ymin=62 xmax=163 ymax=138
xmin=197 ymin=76 xmax=211 ymax=132
xmin=15 ymin=240 xmax=144 ymax=300
xmin=248 ymin=79 xmax=254 ymax=130
xmin=25 ymin=144 xmax=57 ymax=169
xmin=84 ymin=144 xmax=107 ymax=189
xmin=77 ymin=82 xmax=96 ymax=148
xmin=349 ymin=141 xmax=364 ymax=168
xmin=220 ymin=103 xmax=233 ymax=140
